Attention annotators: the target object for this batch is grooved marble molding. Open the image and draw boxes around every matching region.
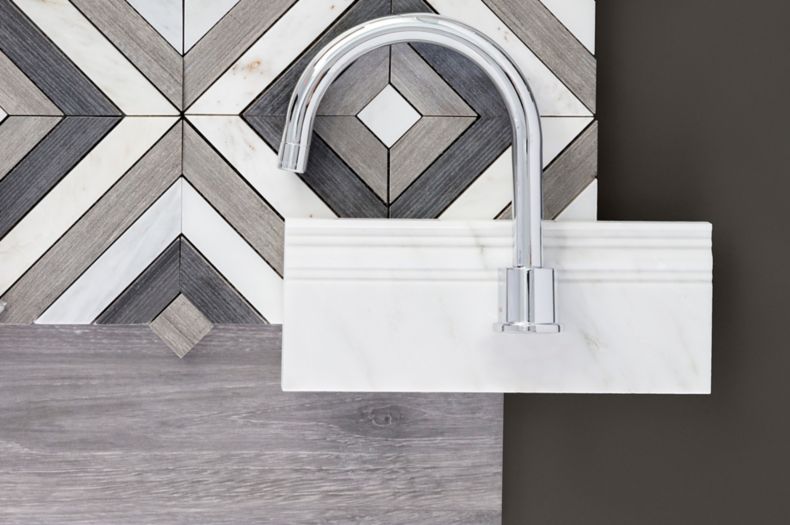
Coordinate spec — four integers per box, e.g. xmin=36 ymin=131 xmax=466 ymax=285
xmin=0 ymin=0 xmax=596 ymax=356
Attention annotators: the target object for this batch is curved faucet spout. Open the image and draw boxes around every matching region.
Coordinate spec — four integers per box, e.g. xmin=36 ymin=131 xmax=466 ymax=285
xmin=278 ymin=14 xmax=559 ymax=333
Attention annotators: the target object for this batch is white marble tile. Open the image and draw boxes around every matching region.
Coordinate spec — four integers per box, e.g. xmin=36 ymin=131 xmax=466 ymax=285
xmin=556 ymin=179 xmax=597 ymax=221
xmin=187 ymin=116 xmax=334 ymax=218
xmin=182 ymin=181 xmax=283 ymax=323
xmin=0 ymin=117 xmax=177 ymax=296
xmin=428 ymin=0 xmax=591 ymax=116
xmin=358 ymin=85 xmax=421 ymax=147
xmin=14 ymin=0 xmax=177 ymax=115
xmin=127 ymin=0 xmax=183 ymax=53
xmin=540 ymin=0 xmax=596 ymax=54
xmin=187 ymin=0 xmax=354 ymax=114
xmin=440 ymin=116 xmax=593 ymax=219
xmin=37 ymin=181 xmax=182 ymax=324
xmin=282 ymin=219 xmax=713 ymax=393
xmin=184 ymin=0 xmax=239 ymax=52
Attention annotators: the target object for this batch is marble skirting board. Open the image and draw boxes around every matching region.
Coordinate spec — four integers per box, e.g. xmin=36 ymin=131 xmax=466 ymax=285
xmin=283 ymin=219 xmax=713 ymax=393
xmin=0 ymin=325 xmax=502 ymax=524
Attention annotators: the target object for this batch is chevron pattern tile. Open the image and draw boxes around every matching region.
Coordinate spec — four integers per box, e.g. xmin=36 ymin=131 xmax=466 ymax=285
xmin=0 ymin=0 xmax=596 ymax=356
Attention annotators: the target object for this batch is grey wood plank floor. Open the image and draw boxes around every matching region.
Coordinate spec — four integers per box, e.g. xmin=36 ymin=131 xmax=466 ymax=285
xmin=0 ymin=325 xmax=502 ymax=524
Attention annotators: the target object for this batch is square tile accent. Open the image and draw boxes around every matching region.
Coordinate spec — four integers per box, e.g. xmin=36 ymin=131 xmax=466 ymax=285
xmin=150 ymin=293 xmax=213 ymax=357
xmin=0 ymin=0 xmax=597 ymax=336
xmin=358 ymin=85 xmax=421 ymax=147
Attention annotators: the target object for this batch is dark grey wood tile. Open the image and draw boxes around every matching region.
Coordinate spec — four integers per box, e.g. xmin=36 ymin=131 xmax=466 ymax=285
xmin=315 ymin=116 xmax=388 ymax=201
xmin=483 ymin=0 xmax=596 ymax=112
xmin=390 ymin=116 xmax=475 ymax=201
xmin=498 ymin=121 xmax=598 ymax=220
xmin=0 ymin=123 xmax=182 ymax=324
xmin=247 ymin=116 xmax=388 ymax=217
xmin=0 ymin=116 xmax=120 ymax=239
xmin=0 ymin=0 xmax=119 ymax=115
xmin=391 ymin=116 xmax=511 ymax=218
xmin=391 ymin=43 xmax=476 ymax=116
xmin=95 ymin=239 xmax=180 ymax=324
xmin=184 ymin=0 xmax=297 ymax=108
xmin=71 ymin=0 xmax=183 ymax=109
xmin=181 ymin=239 xmax=265 ymax=324
xmin=0 ymin=324 xmax=502 ymax=524
xmin=183 ymin=122 xmax=284 ymax=275
xmin=0 ymin=116 xmax=60 ymax=181
xmin=318 ymin=46 xmax=390 ymax=116
xmin=244 ymin=0 xmax=391 ymax=117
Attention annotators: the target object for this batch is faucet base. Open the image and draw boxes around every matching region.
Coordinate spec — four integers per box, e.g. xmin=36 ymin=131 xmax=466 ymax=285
xmin=496 ymin=267 xmax=560 ymax=334
xmin=494 ymin=321 xmax=561 ymax=334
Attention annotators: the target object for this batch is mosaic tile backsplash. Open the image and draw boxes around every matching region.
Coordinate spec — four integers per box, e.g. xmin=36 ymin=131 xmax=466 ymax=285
xmin=0 ymin=0 xmax=596 ymax=355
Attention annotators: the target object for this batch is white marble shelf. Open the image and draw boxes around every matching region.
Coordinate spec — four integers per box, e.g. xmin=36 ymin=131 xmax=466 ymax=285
xmin=282 ymin=219 xmax=712 ymax=394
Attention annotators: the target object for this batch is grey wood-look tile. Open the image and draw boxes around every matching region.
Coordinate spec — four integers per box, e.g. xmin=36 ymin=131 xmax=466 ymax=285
xmin=391 ymin=116 xmax=511 ymax=218
xmin=247 ymin=116 xmax=388 ymax=217
xmin=498 ymin=121 xmax=598 ymax=220
xmin=183 ymin=122 xmax=284 ymax=275
xmin=0 ymin=0 xmax=119 ymax=115
xmin=315 ymin=116 xmax=388 ymax=201
xmin=483 ymin=0 xmax=596 ymax=112
xmin=71 ymin=0 xmax=183 ymax=109
xmin=0 ymin=116 xmax=120 ymax=239
xmin=0 ymin=51 xmax=61 ymax=116
xmin=95 ymin=239 xmax=181 ymax=324
xmin=180 ymin=239 xmax=265 ymax=324
xmin=390 ymin=43 xmax=476 ymax=117
xmin=184 ymin=0 xmax=297 ymax=108
xmin=0 ymin=116 xmax=60 ymax=181
xmin=317 ymin=46 xmax=390 ymax=116
xmin=244 ymin=0 xmax=391 ymax=118
xmin=390 ymin=116 xmax=475 ymax=201
xmin=0 ymin=123 xmax=182 ymax=324
xmin=150 ymin=294 xmax=213 ymax=358
xmin=0 ymin=324 xmax=502 ymax=523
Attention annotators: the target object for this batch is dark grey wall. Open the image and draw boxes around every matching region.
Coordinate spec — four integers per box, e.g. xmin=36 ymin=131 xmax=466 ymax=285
xmin=504 ymin=1 xmax=790 ymax=523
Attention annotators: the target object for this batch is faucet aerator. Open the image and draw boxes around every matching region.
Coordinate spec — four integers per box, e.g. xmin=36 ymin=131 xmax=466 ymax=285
xmin=278 ymin=142 xmax=303 ymax=173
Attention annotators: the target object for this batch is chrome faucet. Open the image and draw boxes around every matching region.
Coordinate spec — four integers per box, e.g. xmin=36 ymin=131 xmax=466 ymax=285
xmin=278 ymin=14 xmax=559 ymax=333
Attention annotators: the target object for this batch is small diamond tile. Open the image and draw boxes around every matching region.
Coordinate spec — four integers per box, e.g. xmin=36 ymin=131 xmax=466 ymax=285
xmin=150 ymin=294 xmax=213 ymax=358
xmin=357 ymin=85 xmax=420 ymax=147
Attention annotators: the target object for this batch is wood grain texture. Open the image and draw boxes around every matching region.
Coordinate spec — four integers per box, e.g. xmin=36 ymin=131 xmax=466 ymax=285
xmin=184 ymin=0 xmax=297 ymax=107
xmin=315 ymin=116 xmax=388 ymax=201
xmin=483 ymin=0 xmax=596 ymax=112
xmin=0 ymin=123 xmax=182 ymax=324
xmin=390 ymin=43 xmax=475 ymax=117
xmin=150 ymin=294 xmax=213 ymax=357
xmin=0 ymin=0 xmax=119 ymax=115
xmin=244 ymin=0 xmax=390 ymax=118
xmin=182 ymin=122 xmax=284 ymax=274
xmin=70 ymin=0 xmax=183 ymax=109
xmin=247 ymin=116 xmax=388 ymax=217
xmin=391 ymin=116 xmax=511 ymax=218
xmin=318 ymin=46 xmax=390 ymax=116
xmin=498 ymin=121 xmax=598 ymax=220
xmin=0 ymin=324 xmax=502 ymax=524
xmin=0 ymin=50 xmax=61 ymax=115
xmin=0 ymin=116 xmax=120 ymax=239
xmin=390 ymin=116 xmax=475 ymax=200
xmin=0 ymin=116 xmax=60 ymax=181
xmin=180 ymin=239 xmax=265 ymax=324
xmin=95 ymin=239 xmax=181 ymax=324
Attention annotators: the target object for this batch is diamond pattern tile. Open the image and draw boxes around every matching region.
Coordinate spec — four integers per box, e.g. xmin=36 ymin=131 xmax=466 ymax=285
xmin=358 ymin=85 xmax=420 ymax=147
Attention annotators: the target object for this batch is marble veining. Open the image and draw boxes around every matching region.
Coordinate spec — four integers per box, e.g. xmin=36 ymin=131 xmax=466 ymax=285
xmin=282 ymin=219 xmax=713 ymax=393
